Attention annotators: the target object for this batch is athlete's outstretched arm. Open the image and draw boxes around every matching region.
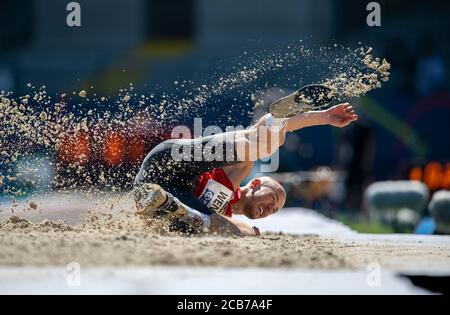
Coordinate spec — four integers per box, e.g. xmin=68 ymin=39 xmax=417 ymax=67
xmin=285 ymin=103 xmax=358 ymax=132
xmin=233 ymin=103 xmax=357 ymax=161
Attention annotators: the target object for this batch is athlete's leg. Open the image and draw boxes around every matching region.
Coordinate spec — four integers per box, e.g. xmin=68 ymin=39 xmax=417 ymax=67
xmin=133 ymin=183 xmax=250 ymax=235
xmin=134 ymin=183 xmax=213 ymax=229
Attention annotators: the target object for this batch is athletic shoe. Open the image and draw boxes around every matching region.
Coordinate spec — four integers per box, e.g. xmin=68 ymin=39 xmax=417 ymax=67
xmin=134 ymin=183 xmax=188 ymax=218
xmin=269 ymin=84 xmax=335 ymax=118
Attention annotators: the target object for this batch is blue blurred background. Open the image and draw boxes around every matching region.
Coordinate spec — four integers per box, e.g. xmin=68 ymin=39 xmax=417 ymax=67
xmin=1 ymin=0 xmax=449 ymax=231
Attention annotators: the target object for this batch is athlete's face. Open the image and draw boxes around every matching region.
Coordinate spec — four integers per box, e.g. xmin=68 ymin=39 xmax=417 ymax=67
xmin=244 ymin=178 xmax=286 ymax=219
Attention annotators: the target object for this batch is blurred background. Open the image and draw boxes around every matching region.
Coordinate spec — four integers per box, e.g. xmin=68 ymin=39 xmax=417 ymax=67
xmin=1 ymin=0 xmax=449 ymax=234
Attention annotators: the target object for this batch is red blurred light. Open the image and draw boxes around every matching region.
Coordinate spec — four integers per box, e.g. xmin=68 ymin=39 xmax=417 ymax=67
xmin=126 ymin=137 xmax=146 ymax=163
xmin=423 ymin=162 xmax=443 ymax=191
xmin=102 ymin=132 xmax=125 ymax=166
xmin=442 ymin=163 xmax=450 ymax=190
xmin=57 ymin=132 xmax=91 ymax=165
xmin=408 ymin=166 xmax=422 ymax=181
xmin=410 ymin=162 xmax=450 ymax=191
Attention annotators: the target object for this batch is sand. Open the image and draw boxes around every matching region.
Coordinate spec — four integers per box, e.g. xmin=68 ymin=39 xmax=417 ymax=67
xmin=1 ymin=213 xmax=449 ymax=272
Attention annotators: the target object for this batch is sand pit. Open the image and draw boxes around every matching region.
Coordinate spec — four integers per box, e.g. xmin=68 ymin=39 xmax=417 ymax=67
xmin=0 ymin=214 xmax=349 ymax=269
xmin=1 ymin=210 xmax=449 ymax=273
xmin=1 ymin=197 xmax=449 ymax=294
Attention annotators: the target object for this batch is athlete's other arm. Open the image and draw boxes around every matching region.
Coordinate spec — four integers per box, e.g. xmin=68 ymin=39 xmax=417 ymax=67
xmin=208 ymin=212 xmax=259 ymax=236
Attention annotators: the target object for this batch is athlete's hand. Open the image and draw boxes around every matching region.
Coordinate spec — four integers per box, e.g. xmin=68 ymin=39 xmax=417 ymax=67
xmin=325 ymin=103 xmax=358 ymax=128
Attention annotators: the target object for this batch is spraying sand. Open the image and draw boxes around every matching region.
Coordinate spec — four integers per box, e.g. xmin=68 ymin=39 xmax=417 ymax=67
xmin=0 ymin=44 xmax=390 ymax=200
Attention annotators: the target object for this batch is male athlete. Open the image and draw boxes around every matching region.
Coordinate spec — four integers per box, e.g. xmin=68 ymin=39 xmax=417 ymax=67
xmin=134 ymin=87 xmax=357 ymax=236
